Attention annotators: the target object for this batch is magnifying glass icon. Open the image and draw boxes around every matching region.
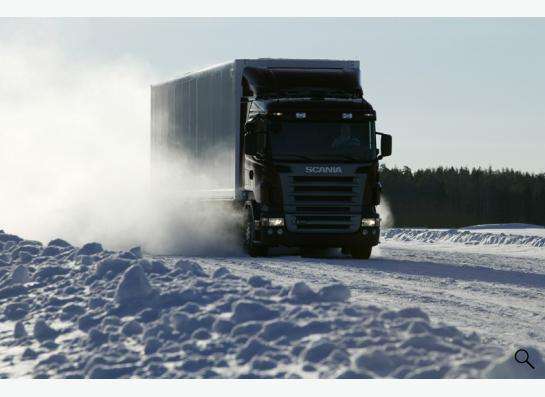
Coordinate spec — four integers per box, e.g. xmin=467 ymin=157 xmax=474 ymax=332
xmin=514 ymin=349 xmax=535 ymax=369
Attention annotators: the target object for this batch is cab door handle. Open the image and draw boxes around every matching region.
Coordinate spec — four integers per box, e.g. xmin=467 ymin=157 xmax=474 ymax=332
xmin=249 ymin=170 xmax=254 ymax=180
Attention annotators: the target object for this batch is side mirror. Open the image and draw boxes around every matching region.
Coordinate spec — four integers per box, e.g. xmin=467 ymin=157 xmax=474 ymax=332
xmin=244 ymin=133 xmax=257 ymax=156
xmin=377 ymin=132 xmax=392 ymax=158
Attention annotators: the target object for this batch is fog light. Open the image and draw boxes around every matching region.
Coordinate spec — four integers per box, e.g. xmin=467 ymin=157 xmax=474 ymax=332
xmin=277 ymin=229 xmax=283 ymax=235
xmin=361 ymin=218 xmax=380 ymax=227
xmin=267 ymin=229 xmax=274 ymax=235
xmin=262 ymin=217 xmax=284 ymax=227
xmin=362 ymin=229 xmax=368 ymax=235
xmin=295 ymin=112 xmax=306 ymax=119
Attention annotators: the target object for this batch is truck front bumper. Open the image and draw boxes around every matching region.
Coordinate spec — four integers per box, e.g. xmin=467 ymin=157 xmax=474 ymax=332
xmin=258 ymin=227 xmax=380 ymax=248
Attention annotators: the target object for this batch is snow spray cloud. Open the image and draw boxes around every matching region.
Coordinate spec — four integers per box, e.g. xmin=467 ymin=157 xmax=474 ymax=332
xmin=147 ymin=149 xmax=243 ymax=256
xmin=378 ymin=197 xmax=394 ymax=228
xmin=0 ymin=40 xmax=241 ymax=255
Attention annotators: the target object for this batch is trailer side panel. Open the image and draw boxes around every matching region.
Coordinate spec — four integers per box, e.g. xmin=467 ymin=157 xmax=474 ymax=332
xmin=151 ymin=62 xmax=238 ymax=196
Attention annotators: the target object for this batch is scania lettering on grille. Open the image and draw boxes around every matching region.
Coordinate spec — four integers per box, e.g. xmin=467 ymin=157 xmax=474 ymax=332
xmin=305 ymin=166 xmax=342 ymax=174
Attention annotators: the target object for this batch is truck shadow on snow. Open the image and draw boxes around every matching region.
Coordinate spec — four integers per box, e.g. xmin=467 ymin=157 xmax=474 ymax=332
xmin=287 ymin=254 xmax=545 ymax=290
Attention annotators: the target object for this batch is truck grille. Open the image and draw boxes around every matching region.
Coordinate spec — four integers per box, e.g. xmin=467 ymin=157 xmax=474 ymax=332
xmin=291 ymin=175 xmax=357 ymax=205
xmin=281 ymin=170 xmax=365 ymax=234
xmin=295 ymin=206 xmax=350 ymax=213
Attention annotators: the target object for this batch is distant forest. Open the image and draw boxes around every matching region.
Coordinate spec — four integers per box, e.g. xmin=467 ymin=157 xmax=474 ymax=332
xmin=380 ymin=166 xmax=545 ymax=228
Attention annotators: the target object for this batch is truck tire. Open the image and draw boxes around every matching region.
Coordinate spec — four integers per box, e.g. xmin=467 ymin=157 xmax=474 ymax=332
xmin=243 ymin=211 xmax=268 ymax=257
xmin=350 ymin=244 xmax=372 ymax=260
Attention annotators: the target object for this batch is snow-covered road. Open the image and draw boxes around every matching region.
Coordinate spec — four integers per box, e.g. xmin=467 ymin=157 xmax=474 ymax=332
xmin=2 ymin=224 xmax=544 ymax=378
xmin=169 ymin=226 xmax=545 ymax=353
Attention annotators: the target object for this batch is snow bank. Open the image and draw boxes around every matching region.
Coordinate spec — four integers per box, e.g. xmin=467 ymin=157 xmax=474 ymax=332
xmin=383 ymin=227 xmax=545 ymax=248
xmin=463 ymin=223 xmax=544 ymax=230
xmin=0 ymin=228 xmax=533 ymax=378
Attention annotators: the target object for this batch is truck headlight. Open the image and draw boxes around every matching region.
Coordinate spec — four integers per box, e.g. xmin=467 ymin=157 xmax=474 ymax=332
xmin=262 ymin=217 xmax=284 ymax=227
xmin=361 ymin=218 xmax=380 ymax=227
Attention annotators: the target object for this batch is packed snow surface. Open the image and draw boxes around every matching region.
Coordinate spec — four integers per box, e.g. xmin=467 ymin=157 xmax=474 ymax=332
xmin=1 ymin=225 xmax=544 ymax=378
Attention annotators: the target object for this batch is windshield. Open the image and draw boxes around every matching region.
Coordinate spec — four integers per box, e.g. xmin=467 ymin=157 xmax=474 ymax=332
xmin=269 ymin=121 xmax=376 ymax=161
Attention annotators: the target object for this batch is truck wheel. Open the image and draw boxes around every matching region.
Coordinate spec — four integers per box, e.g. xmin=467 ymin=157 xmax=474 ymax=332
xmin=350 ymin=244 xmax=372 ymax=260
xmin=243 ymin=211 xmax=267 ymax=257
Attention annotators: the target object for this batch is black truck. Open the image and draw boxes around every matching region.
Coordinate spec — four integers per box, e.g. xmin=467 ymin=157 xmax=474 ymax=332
xmin=151 ymin=59 xmax=392 ymax=259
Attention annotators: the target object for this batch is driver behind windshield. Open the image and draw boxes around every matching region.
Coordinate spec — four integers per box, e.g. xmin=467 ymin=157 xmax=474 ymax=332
xmin=331 ymin=124 xmax=361 ymax=149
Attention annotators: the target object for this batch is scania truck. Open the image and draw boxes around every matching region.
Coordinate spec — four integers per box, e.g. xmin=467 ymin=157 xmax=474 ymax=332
xmin=151 ymin=59 xmax=392 ymax=259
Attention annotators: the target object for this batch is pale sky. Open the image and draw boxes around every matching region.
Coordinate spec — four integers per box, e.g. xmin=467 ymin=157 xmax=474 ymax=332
xmin=2 ymin=18 xmax=544 ymax=172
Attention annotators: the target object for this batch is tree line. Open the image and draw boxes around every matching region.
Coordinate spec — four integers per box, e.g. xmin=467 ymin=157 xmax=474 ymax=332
xmin=380 ymin=166 xmax=545 ymax=228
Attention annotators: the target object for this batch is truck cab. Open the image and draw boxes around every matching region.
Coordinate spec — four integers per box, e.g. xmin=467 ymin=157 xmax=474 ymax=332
xmin=240 ymin=67 xmax=392 ymax=258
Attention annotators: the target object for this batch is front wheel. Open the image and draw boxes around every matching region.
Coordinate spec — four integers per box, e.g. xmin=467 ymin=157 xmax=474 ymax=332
xmin=243 ymin=211 xmax=268 ymax=257
xmin=350 ymin=244 xmax=372 ymax=260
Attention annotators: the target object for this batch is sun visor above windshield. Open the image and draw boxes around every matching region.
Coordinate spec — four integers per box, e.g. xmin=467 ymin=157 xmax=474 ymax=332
xmin=242 ymin=67 xmax=362 ymax=99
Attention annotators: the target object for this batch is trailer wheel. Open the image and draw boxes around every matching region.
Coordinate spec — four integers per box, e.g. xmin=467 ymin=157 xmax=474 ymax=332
xmin=243 ymin=210 xmax=267 ymax=257
xmin=350 ymin=244 xmax=372 ymax=260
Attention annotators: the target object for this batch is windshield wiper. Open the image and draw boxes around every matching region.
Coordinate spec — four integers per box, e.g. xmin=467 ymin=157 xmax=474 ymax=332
xmin=316 ymin=154 xmax=371 ymax=162
xmin=275 ymin=153 xmax=373 ymax=162
xmin=274 ymin=154 xmax=319 ymax=161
